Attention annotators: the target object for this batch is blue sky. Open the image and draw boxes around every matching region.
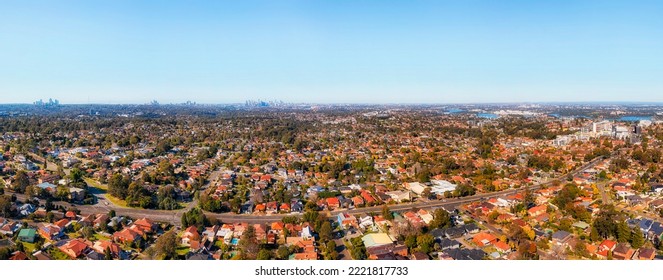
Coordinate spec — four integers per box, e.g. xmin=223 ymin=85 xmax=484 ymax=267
xmin=1 ymin=1 xmax=663 ymax=104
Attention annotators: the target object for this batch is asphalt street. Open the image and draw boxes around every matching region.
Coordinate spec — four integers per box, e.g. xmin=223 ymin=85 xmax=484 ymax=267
xmin=10 ymin=152 xmax=610 ymax=226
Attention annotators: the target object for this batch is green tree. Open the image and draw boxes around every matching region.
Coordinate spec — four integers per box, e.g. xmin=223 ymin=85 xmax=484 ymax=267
xmin=104 ymin=247 xmax=113 ymax=260
xmin=0 ymin=247 xmax=11 ymax=259
xmin=181 ymin=208 xmax=209 ymax=230
xmin=55 ymin=186 xmax=70 ymax=201
xmin=69 ymin=168 xmax=85 ymax=185
xmin=477 ymin=136 xmax=494 ymax=159
xmin=324 ymin=240 xmax=338 ymax=260
xmin=12 ymin=170 xmax=30 ymax=193
xmin=257 ymin=249 xmax=272 ymax=260
xmin=239 ymin=225 xmax=259 ymax=259
xmin=552 ymin=184 xmax=581 ymax=210
xmin=416 ymin=234 xmax=434 ymax=254
xmin=574 ymin=239 xmax=590 ymax=258
xmin=429 ymin=208 xmax=451 ymax=229
xmin=421 ymin=187 xmax=432 ymax=199
xmin=350 ymin=237 xmax=367 ymax=260
xmin=81 ymin=226 xmax=95 ymax=240
xmin=592 ymin=205 xmax=622 ymax=239
xmin=0 ymin=195 xmax=11 ymax=218
xmin=157 ymin=185 xmax=179 ymax=210
xmin=590 ymin=226 xmax=600 ymax=242
xmin=108 ymin=174 xmax=129 ymax=199
xmin=381 ymin=205 xmax=393 ymax=221
xmin=276 ymin=245 xmax=291 ymax=260
xmin=630 ymin=230 xmax=645 ymax=249
xmin=405 ymin=235 xmax=417 ymax=250
xmin=319 ymin=221 xmax=332 ymax=242
xmin=24 ymin=185 xmax=42 ymax=199
xmin=150 ymin=230 xmax=178 ymax=260
xmin=617 ymin=221 xmax=631 ymax=243
xmin=45 ymin=212 xmax=54 ymax=223
xmin=416 ymin=167 xmax=431 ymax=183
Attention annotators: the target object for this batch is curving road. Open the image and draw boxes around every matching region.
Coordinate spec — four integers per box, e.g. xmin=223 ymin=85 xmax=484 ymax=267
xmin=12 ymin=152 xmax=613 ymax=226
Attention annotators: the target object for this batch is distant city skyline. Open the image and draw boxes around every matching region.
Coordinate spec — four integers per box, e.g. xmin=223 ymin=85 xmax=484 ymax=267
xmin=2 ymin=1 xmax=663 ymax=104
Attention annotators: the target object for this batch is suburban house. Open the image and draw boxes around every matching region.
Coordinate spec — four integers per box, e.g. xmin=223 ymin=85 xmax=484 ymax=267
xmin=417 ymin=209 xmax=433 ymax=224
xmin=9 ymin=251 xmax=29 ymax=260
xmin=132 ymin=218 xmax=157 ymax=233
xmin=404 ymin=182 xmax=427 ymax=195
xmin=279 ymin=203 xmax=291 ymax=213
xmin=551 ymin=230 xmax=572 ymax=247
xmin=637 ymin=248 xmax=656 ymax=260
xmin=182 ymin=226 xmax=201 ymax=246
xmin=58 ymin=239 xmax=91 ymax=259
xmin=93 ymin=214 xmax=109 ymax=228
xmin=597 ymin=240 xmax=618 ymax=258
xmin=472 ymin=232 xmax=497 ymax=247
xmin=493 ymin=240 xmax=511 ymax=253
xmin=202 ymin=225 xmax=219 ymax=242
xmin=266 ymin=201 xmax=278 ymax=213
xmin=18 ymin=204 xmax=35 ymax=217
xmin=292 ymin=252 xmax=318 ymax=260
xmin=325 ymin=197 xmax=340 ymax=210
xmin=438 ymin=238 xmax=461 ymax=251
xmin=0 ymin=221 xmax=21 ymax=236
xmin=358 ymin=215 xmax=374 ymax=230
xmin=37 ymin=182 xmax=57 ymax=193
xmin=69 ymin=187 xmax=86 ymax=201
xmin=613 ymin=243 xmax=636 ymax=260
xmin=112 ymin=227 xmax=142 ymax=244
xmin=38 ymin=223 xmax=63 ymax=241
xmin=366 ymin=243 xmax=408 ymax=260
xmin=385 ymin=191 xmax=411 ymax=202
xmin=362 ymin=233 xmax=395 ymax=248
xmin=92 ymin=240 xmax=123 ymax=259
xmin=18 ymin=228 xmax=37 ymax=243
xmin=337 ymin=213 xmax=358 ymax=229
xmin=270 ymin=221 xmax=284 ymax=236
xmin=527 ymin=205 xmax=547 ymax=217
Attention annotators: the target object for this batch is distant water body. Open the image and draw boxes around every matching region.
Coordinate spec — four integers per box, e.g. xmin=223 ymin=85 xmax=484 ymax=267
xmin=477 ymin=113 xmax=499 ymax=119
xmin=617 ymin=116 xmax=652 ymax=122
xmin=445 ymin=109 xmax=464 ymax=114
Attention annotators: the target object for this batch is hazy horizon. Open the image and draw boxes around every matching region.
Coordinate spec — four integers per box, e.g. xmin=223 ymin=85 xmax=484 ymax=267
xmin=2 ymin=1 xmax=663 ymax=104
xmin=5 ymin=100 xmax=663 ymax=106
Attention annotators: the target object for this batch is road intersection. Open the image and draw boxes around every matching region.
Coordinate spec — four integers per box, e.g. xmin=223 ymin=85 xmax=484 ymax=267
xmin=10 ymin=153 xmax=610 ymax=226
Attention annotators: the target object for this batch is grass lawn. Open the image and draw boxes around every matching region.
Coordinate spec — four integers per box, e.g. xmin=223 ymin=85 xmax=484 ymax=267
xmin=176 ymin=246 xmax=190 ymax=256
xmin=214 ymin=240 xmax=226 ymax=249
xmin=105 ymin=194 xmax=130 ymax=208
xmin=85 ymin=178 xmax=132 ymax=208
xmin=84 ymin=178 xmax=107 ymax=190
xmin=93 ymin=233 xmax=110 ymax=241
xmin=47 ymin=247 xmax=71 ymax=260
xmin=20 ymin=241 xmax=37 ymax=254
xmin=482 ymin=246 xmax=497 ymax=254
